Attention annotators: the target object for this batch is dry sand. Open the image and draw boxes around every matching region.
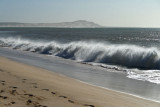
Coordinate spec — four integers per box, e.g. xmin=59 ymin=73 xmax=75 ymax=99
xmin=0 ymin=56 xmax=160 ymax=107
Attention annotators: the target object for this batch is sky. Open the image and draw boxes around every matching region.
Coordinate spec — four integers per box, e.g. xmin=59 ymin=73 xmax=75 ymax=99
xmin=0 ymin=0 xmax=160 ymax=27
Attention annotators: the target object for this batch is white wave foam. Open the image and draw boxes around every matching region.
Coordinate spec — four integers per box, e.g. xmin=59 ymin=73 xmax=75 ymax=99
xmin=1 ymin=37 xmax=160 ymax=84
xmin=0 ymin=37 xmax=160 ymax=69
xmin=127 ymin=70 xmax=160 ymax=84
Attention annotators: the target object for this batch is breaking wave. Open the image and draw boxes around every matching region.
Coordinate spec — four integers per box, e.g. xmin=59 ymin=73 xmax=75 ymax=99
xmin=1 ymin=37 xmax=160 ymax=70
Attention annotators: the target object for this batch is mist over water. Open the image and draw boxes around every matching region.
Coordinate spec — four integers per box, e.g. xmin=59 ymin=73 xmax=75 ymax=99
xmin=1 ymin=28 xmax=160 ymax=84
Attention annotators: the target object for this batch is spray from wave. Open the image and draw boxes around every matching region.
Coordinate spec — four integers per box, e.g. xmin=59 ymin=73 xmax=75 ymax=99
xmin=0 ymin=37 xmax=160 ymax=70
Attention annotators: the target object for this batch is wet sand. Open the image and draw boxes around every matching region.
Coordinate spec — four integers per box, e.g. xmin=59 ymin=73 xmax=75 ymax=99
xmin=0 ymin=56 xmax=160 ymax=107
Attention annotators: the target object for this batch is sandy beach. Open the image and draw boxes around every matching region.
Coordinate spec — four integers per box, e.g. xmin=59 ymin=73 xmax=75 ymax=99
xmin=0 ymin=56 xmax=159 ymax=107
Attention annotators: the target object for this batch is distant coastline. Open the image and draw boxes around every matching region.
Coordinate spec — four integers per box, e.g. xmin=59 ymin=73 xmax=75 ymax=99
xmin=0 ymin=20 xmax=102 ymax=28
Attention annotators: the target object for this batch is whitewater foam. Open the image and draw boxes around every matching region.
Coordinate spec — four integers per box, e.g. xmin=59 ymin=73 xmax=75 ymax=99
xmin=1 ymin=37 xmax=160 ymax=84
xmin=0 ymin=37 xmax=160 ymax=69
xmin=127 ymin=70 xmax=160 ymax=84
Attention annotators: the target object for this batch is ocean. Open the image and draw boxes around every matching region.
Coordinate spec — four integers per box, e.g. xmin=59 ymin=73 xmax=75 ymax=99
xmin=1 ymin=27 xmax=160 ymax=101
xmin=0 ymin=27 xmax=160 ymax=85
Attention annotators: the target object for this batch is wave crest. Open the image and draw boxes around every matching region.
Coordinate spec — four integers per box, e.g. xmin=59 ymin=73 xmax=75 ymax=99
xmin=0 ymin=37 xmax=160 ymax=70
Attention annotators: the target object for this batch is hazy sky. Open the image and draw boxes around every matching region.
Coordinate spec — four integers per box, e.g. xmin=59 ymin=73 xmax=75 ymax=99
xmin=0 ymin=0 xmax=160 ymax=27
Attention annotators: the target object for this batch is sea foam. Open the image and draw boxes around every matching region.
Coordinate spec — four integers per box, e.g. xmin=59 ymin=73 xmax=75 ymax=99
xmin=1 ymin=37 xmax=160 ymax=84
xmin=0 ymin=37 xmax=160 ymax=70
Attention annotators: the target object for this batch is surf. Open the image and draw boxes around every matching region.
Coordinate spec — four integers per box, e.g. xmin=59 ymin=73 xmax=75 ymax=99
xmin=0 ymin=37 xmax=160 ymax=70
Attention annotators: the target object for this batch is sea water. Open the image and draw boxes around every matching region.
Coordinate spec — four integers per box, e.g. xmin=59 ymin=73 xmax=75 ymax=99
xmin=0 ymin=28 xmax=160 ymax=84
xmin=1 ymin=28 xmax=160 ymax=101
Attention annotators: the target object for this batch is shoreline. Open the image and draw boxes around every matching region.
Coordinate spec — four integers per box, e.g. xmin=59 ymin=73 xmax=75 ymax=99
xmin=0 ymin=56 xmax=160 ymax=107
xmin=76 ymin=78 xmax=160 ymax=103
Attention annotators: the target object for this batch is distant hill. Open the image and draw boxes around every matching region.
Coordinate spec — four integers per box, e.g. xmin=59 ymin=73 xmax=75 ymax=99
xmin=0 ymin=20 xmax=102 ymax=28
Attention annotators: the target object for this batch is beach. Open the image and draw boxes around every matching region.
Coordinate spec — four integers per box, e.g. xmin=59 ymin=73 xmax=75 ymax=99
xmin=0 ymin=56 xmax=159 ymax=107
xmin=1 ymin=0 xmax=160 ymax=106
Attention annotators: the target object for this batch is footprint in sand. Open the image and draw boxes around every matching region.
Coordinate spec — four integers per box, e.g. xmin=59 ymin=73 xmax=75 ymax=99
xmin=0 ymin=69 xmax=4 ymax=72
xmin=26 ymin=99 xmax=47 ymax=107
xmin=0 ymin=80 xmax=5 ymax=83
xmin=68 ymin=100 xmax=74 ymax=103
xmin=33 ymin=86 xmax=38 ymax=88
xmin=10 ymin=90 xmax=17 ymax=95
xmin=42 ymin=89 xmax=49 ymax=91
xmin=0 ymin=96 xmax=8 ymax=99
xmin=3 ymin=96 xmax=8 ymax=99
xmin=31 ymin=83 xmax=38 ymax=88
xmin=83 ymin=104 xmax=95 ymax=107
xmin=10 ymin=101 xmax=15 ymax=104
xmin=9 ymin=86 xmax=18 ymax=89
xmin=0 ymin=90 xmax=4 ymax=93
xmin=24 ymin=94 xmax=34 ymax=97
xmin=0 ymin=80 xmax=5 ymax=85
xmin=11 ymin=86 xmax=18 ymax=89
xmin=1 ymin=83 xmax=5 ymax=85
xmin=21 ymin=79 xmax=27 ymax=83
xmin=59 ymin=95 xmax=67 ymax=98
xmin=51 ymin=92 xmax=56 ymax=95
xmin=26 ymin=99 xmax=32 ymax=105
xmin=39 ymin=105 xmax=47 ymax=107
